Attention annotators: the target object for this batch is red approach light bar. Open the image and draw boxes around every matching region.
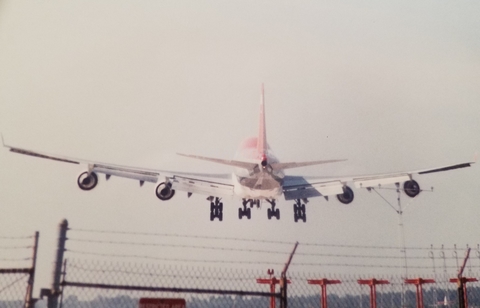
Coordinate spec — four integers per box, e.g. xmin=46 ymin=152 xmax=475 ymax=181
xmin=357 ymin=279 xmax=390 ymax=308
xmin=308 ymin=279 xmax=342 ymax=308
xmin=405 ymin=278 xmax=435 ymax=308
xmin=138 ymin=298 xmax=186 ymax=308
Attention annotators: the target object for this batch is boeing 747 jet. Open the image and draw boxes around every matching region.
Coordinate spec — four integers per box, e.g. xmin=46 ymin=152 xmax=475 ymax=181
xmin=3 ymin=87 xmax=475 ymax=222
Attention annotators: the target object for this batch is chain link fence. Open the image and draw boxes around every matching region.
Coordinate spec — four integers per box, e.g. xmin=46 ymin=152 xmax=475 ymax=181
xmin=0 ymin=234 xmax=38 ymax=308
xmin=59 ymin=258 xmax=480 ymax=308
xmin=60 ymin=259 xmax=278 ymax=308
xmin=0 ymin=270 xmax=30 ymax=308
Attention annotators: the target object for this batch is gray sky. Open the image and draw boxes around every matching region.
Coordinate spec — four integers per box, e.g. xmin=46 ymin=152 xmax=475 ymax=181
xmin=0 ymin=0 xmax=479 ymax=298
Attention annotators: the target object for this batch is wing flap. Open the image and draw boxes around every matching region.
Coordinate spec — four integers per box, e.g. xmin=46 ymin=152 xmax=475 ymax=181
xmin=283 ymin=178 xmax=344 ymax=200
xmin=271 ymin=159 xmax=346 ymax=171
xmin=172 ymin=176 xmax=234 ymax=198
xmin=92 ymin=164 xmax=159 ymax=183
xmin=354 ymin=175 xmax=410 ymax=188
xmin=177 ymin=153 xmax=258 ymax=172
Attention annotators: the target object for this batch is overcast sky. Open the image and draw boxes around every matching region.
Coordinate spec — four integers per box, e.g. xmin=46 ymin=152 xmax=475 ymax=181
xmin=0 ymin=0 xmax=479 ymax=299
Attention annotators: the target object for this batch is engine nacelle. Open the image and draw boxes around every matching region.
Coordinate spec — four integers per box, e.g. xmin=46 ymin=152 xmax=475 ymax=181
xmin=77 ymin=172 xmax=98 ymax=191
xmin=337 ymin=185 xmax=354 ymax=204
xmin=155 ymin=182 xmax=175 ymax=201
xmin=403 ymin=180 xmax=420 ymax=198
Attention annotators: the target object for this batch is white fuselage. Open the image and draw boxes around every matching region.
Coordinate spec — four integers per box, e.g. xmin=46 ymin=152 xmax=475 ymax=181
xmin=231 ymin=137 xmax=284 ymax=199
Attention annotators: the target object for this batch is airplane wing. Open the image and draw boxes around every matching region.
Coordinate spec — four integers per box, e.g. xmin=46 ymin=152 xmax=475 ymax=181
xmin=3 ymin=142 xmax=234 ymax=198
xmin=282 ymin=160 xmax=475 ymax=201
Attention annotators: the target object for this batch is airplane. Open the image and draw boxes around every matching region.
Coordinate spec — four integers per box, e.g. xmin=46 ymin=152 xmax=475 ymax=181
xmin=2 ymin=86 xmax=476 ymax=222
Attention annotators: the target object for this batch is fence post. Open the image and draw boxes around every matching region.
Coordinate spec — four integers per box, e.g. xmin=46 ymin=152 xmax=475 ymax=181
xmin=24 ymin=231 xmax=39 ymax=308
xmin=279 ymin=242 xmax=298 ymax=308
xmin=48 ymin=219 xmax=68 ymax=308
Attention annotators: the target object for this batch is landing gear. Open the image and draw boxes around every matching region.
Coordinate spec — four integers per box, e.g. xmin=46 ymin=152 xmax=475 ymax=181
xmin=266 ymin=199 xmax=280 ymax=220
xmin=238 ymin=199 xmax=252 ymax=220
xmin=293 ymin=199 xmax=306 ymax=223
xmin=209 ymin=197 xmax=223 ymax=221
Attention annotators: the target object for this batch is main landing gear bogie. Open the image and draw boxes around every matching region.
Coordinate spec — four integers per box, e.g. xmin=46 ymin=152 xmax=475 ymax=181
xmin=293 ymin=199 xmax=306 ymax=223
xmin=209 ymin=197 xmax=223 ymax=221
xmin=266 ymin=199 xmax=280 ymax=220
xmin=238 ymin=199 xmax=252 ymax=220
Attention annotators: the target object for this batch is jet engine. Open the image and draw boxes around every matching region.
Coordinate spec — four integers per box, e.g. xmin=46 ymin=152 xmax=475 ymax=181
xmin=403 ymin=180 xmax=420 ymax=198
xmin=337 ymin=185 xmax=354 ymax=204
xmin=77 ymin=172 xmax=98 ymax=191
xmin=155 ymin=182 xmax=175 ymax=201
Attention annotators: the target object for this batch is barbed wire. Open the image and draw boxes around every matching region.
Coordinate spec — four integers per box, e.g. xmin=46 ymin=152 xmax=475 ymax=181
xmin=0 ymin=245 xmax=33 ymax=250
xmin=0 ymin=257 xmax=32 ymax=261
xmin=67 ymin=263 xmax=258 ymax=282
xmin=66 ymin=249 xmax=285 ymax=266
xmin=69 ymin=228 xmax=475 ymax=252
xmin=68 ymin=238 xmax=292 ymax=256
xmin=67 ymin=238 xmax=475 ymax=261
xmin=0 ymin=236 xmax=34 ymax=240
xmin=66 ymin=249 xmax=479 ymax=270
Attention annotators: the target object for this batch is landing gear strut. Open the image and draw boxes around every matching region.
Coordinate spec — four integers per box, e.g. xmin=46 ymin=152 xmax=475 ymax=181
xmin=238 ymin=199 xmax=252 ymax=220
xmin=210 ymin=197 xmax=223 ymax=221
xmin=266 ymin=199 xmax=280 ymax=220
xmin=293 ymin=199 xmax=306 ymax=223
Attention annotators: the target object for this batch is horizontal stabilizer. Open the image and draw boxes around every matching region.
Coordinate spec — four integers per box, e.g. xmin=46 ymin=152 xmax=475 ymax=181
xmin=271 ymin=159 xmax=347 ymax=171
xmin=177 ymin=153 xmax=258 ymax=172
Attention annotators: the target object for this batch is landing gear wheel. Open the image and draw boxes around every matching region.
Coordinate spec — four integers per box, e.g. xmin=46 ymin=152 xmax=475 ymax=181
xmin=293 ymin=199 xmax=306 ymax=223
xmin=266 ymin=199 xmax=279 ymax=221
xmin=209 ymin=197 xmax=224 ymax=222
xmin=239 ymin=199 xmax=252 ymax=220
xmin=77 ymin=172 xmax=98 ymax=191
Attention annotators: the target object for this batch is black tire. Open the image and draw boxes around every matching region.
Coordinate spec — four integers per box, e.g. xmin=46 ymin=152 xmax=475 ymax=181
xmin=210 ymin=212 xmax=214 ymax=221
xmin=337 ymin=186 xmax=354 ymax=204
xmin=267 ymin=208 xmax=272 ymax=220
xmin=238 ymin=208 xmax=243 ymax=219
xmin=275 ymin=208 xmax=280 ymax=220
xmin=247 ymin=208 xmax=251 ymax=219
xmin=155 ymin=182 xmax=175 ymax=200
xmin=77 ymin=172 xmax=98 ymax=191
xmin=301 ymin=204 xmax=306 ymax=212
xmin=404 ymin=180 xmax=420 ymax=198
xmin=219 ymin=212 xmax=223 ymax=221
xmin=294 ymin=213 xmax=298 ymax=223
xmin=219 ymin=202 xmax=223 ymax=211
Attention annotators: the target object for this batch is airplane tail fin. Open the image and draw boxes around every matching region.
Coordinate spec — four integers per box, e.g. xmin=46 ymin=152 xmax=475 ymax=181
xmin=258 ymin=84 xmax=267 ymax=159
